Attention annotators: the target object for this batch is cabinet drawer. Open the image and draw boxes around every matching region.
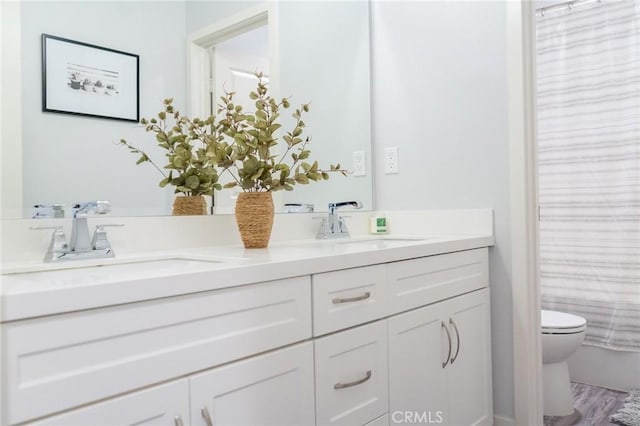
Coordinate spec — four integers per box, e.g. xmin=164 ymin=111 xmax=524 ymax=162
xmin=386 ymin=248 xmax=488 ymax=315
xmin=313 ymin=264 xmax=386 ymax=335
xmin=3 ymin=276 xmax=311 ymax=425
xmin=31 ymin=379 xmax=189 ymax=426
xmin=315 ymin=320 xmax=388 ymax=426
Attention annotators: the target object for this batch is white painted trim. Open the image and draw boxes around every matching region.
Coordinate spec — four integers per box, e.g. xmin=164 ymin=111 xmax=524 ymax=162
xmin=1 ymin=0 xmax=23 ymax=220
xmin=493 ymin=414 xmax=516 ymax=426
xmin=185 ymin=2 xmax=279 ymax=210
xmin=507 ymin=1 xmax=543 ymax=425
xmin=186 ymin=3 xmax=273 ymax=118
xmin=0 ymin=1 xmax=22 ymax=424
xmin=186 ymin=42 xmax=211 ymax=118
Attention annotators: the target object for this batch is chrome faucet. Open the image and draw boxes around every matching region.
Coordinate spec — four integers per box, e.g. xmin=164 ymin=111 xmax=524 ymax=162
xmin=70 ymin=201 xmax=111 ymax=252
xmin=316 ymin=201 xmax=363 ymax=239
xmin=31 ymin=201 xmax=122 ymax=262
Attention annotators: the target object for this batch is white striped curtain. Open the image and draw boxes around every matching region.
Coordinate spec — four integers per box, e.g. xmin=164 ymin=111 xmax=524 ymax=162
xmin=536 ymin=0 xmax=640 ymax=351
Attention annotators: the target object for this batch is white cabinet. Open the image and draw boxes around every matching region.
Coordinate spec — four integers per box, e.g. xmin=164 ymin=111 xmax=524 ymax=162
xmin=3 ymin=276 xmax=311 ymax=424
xmin=190 ymin=342 xmax=315 ymax=426
xmin=3 ymin=247 xmax=493 ymax=426
xmin=31 ymin=380 xmax=189 ymax=426
xmin=315 ymin=320 xmax=388 ymax=426
xmin=388 ymin=288 xmax=492 ymax=426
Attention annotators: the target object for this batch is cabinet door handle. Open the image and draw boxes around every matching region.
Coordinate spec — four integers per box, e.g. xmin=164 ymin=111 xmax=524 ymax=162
xmin=174 ymin=416 xmax=184 ymax=426
xmin=201 ymin=406 xmax=213 ymax=426
xmin=442 ymin=321 xmax=452 ymax=368
xmin=332 ymin=291 xmax=371 ymax=304
xmin=450 ymin=318 xmax=460 ymax=364
xmin=334 ymin=370 xmax=372 ymax=389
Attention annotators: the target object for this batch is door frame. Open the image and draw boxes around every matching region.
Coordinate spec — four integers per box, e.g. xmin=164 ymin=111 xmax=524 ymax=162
xmin=185 ymin=3 xmax=279 ymax=212
xmin=507 ymin=1 xmax=543 ymax=425
xmin=186 ymin=3 xmax=279 ymax=118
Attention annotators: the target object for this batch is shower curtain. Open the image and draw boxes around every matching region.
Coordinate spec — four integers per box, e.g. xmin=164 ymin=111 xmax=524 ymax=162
xmin=537 ymin=0 xmax=640 ymax=351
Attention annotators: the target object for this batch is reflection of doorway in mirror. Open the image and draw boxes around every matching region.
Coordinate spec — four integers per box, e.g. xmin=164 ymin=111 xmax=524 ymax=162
xmin=210 ymin=24 xmax=271 ymax=214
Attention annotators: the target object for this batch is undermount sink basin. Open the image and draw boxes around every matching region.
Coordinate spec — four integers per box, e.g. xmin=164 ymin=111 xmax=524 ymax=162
xmin=336 ymin=237 xmax=425 ymax=245
xmin=3 ymin=256 xmax=228 ymax=278
xmin=334 ymin=237 xmax=426 ymax=248
xmin=282 ymin=237 xmax=426 ymax=249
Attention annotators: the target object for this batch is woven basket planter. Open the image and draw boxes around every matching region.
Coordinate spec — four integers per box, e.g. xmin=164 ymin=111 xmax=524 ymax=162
xmin=235 ymin=192 xmax=274 ymax=248
xmin=172 ymin=195 xmax=207 ymax=216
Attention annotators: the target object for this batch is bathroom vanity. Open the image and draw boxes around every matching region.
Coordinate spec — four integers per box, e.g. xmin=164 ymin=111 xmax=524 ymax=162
xmin=1 ymin=235 xmax=493 ymax=425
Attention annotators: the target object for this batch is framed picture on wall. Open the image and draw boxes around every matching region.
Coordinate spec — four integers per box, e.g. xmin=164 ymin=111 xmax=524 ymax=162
xmin=42 ymin=34 xmax=139 ymax=122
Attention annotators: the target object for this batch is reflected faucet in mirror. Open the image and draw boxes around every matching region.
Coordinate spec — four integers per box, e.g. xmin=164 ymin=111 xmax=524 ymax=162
xmin=30 ymin=201 xmax=122 ymax=262
xmin=316 ymin=201 xmax=363 ymax=239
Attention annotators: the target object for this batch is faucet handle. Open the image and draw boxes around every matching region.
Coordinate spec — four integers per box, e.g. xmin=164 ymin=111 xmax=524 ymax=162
xmin=92 ymin=224 xmax=124 ymax=251
xmin=72 ymin=200 xmax=111 ymax=217
xmin=29 ymin=225 xmax=63 ymax=231
xmin=30 ymin=226 xmax=69 ymax=259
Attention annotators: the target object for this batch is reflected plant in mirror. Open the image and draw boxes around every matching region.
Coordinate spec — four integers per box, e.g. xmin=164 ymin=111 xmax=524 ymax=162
xmin=210 ymin=72 xmax=347 ymax=193
xmin=119 ymin=100 xmax=222 ymax=215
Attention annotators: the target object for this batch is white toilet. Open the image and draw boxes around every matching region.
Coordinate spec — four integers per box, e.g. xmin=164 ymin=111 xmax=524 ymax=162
xmin=541 ymin=309 xmax=587 ymax=417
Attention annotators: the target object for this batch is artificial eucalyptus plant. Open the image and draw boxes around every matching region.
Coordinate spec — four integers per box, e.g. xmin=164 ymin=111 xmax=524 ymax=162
xmin=208 ymin=72 xmax=346 ymax=192
xmin=121 ymin=72 xmax=345 ymax=195
xmin=120 ymin=100 xmax=221 ymax=196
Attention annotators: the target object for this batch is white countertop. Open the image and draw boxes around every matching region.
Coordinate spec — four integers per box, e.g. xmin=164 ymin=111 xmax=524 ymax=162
xmin=0 ymin=234 xmax=494 ymax=322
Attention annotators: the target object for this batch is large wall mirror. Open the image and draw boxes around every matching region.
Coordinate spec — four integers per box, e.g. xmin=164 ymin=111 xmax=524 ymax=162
xmin=4 ymin=1 xmax=372 ymax=219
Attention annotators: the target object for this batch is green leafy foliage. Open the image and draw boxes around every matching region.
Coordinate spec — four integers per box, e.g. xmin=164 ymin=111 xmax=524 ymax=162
xmin=119 ymin=98 xmax=221 ymax=196
xmin=121 ymin=73 xmax=346 ymax=195
xmin=206 ymin=72 xmax=346 ymax=192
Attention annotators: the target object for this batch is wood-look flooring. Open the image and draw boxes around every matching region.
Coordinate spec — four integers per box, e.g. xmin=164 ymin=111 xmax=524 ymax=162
xmin=544 ymin=382 xmax=629 ymax=426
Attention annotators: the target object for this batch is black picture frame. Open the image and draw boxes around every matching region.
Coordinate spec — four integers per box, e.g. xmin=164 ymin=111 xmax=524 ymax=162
xmin=42 ymin=34 xmax=139 ymax=122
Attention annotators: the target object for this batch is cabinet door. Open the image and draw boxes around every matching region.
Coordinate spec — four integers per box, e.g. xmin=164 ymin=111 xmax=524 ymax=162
xmin=190 ymin=342 xmax=315 ymax=426
xmin=32 ymin=379 xmax=189 ymax=426
xmin=388 ymin=301 xmax=448 ymax=425
xmin=443 ymin=288 xmax=493 ymax=426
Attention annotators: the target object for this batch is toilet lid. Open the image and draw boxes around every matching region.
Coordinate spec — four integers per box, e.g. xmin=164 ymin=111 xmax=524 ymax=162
xmin=541 ymin=310 xmax=586 ymax=333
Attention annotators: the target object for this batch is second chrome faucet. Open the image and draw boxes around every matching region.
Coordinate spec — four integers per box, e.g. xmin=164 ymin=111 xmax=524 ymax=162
xmin=316 ymin=201 xmax=363 ymax=239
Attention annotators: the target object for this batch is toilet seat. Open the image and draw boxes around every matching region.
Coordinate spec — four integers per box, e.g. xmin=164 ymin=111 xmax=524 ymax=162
xmin=541 ymin=310 xmax=586 ymax=334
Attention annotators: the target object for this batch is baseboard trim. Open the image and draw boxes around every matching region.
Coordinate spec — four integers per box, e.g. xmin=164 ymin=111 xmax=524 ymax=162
xmin=494 ymin=414 xmax=516 ymax=426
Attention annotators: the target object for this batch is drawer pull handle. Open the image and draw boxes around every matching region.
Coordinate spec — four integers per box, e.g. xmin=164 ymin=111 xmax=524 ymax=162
xmin=450 ymin=318 xmax=460 ymax=364
xmin=334 ymin=370 xmax=372 ymax=389
xmin=332 ymin=292 xmax=371 ymax=304
xmin=201 ymin=406 xmax=213 ymax=426
xmin=442 ymin=321 xmax=452 ymax=368
xmin=174 ymin=416 xmax=184 ymax=426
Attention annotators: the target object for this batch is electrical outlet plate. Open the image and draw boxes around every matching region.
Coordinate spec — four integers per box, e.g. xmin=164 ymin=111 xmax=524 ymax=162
xmin=353 ymin=151 xmax=366 ymax=176
xmin=384 ymin=147 xmax=399 ymax=174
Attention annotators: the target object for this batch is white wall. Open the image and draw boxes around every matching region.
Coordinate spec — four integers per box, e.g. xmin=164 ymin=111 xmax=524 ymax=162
xmin=186 ymin=1 xmax=374 ymax=213
xmin=1 ymin=0 xmax=22 ymax=219
xmin=371 ymin=1 xmax=513 ymax=420
xmin=186 ymin=0 xmax=261 ymax=35
xmin=21 ymin=2 xmax=187 ymax=217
